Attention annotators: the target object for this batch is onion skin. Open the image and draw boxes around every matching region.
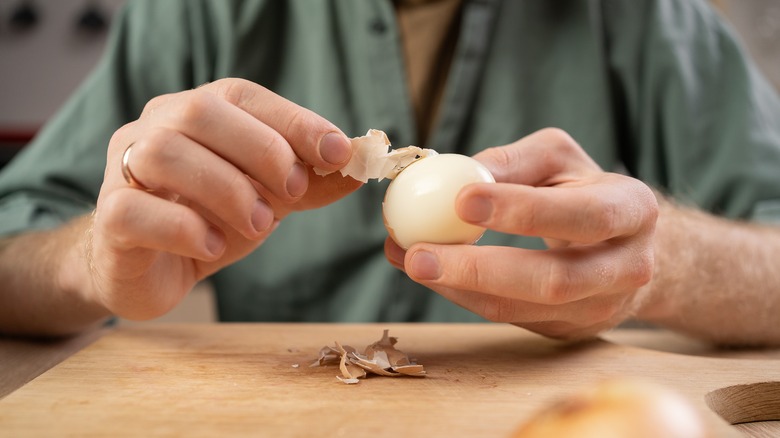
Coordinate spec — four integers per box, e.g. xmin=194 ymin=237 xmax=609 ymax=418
xmin=511 ymin=380 xmax=711 ymax=438
xmin=383 ymin=154 xmax=495 ymax=250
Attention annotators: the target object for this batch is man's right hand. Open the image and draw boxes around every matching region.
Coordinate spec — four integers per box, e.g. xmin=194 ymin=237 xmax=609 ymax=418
xmin=76 ymin=78 xmax=361 ymax=321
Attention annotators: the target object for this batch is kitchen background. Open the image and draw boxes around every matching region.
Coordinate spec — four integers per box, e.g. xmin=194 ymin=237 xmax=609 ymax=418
xmin=0 ymin=0 xmax=778 ymax=323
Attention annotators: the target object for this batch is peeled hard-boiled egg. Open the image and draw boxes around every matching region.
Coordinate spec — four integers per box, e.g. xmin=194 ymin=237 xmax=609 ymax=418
xmin=382 ymin=153 xmax=495 ymax=250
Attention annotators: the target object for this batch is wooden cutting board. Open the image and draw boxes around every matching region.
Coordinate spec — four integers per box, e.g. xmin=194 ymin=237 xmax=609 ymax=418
xmin=0 ymin=323 xmax=778 ymax=437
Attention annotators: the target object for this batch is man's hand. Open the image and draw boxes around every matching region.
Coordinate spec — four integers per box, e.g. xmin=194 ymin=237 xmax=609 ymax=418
xmin=385 ymin=128 xmax=658 ymax=339
xmin=74 ymin=78 xmax=361 ymax=321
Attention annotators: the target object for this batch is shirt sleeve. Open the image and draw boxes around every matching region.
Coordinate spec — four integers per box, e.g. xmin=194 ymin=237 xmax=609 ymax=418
xmin=0 ymin=1 xmax=199 ymax=236
xmin=602 ymin=0 xmax=780 ymax=223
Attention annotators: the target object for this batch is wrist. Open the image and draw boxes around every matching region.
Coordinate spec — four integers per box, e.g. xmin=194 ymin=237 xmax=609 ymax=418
xmin=55 ymin=214 xmax=112 ymax=327
xmin=631 ymin=193 xmax=685 ymax=324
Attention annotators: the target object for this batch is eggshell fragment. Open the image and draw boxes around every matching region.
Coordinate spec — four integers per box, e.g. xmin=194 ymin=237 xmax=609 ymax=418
xmin=335 ymin=342 xmax=367 ymax=381
xmin=313 ymin=129 xmax=437 ymax=183
xmin=310 ymin=330 xmax=426 ymax=384
xmin=383 ymin=153 xmax=495 ymax=250
xmin=316 ymin=129 xmax=494 ymax=249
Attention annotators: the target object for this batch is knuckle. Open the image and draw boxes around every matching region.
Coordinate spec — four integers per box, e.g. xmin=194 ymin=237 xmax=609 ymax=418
xmin=454 ymin=255 xmax=483 ymax=291
xmin=622 ymin=177 xmax=659 ymax=232
xmin=480 ymin=296 xmax=518 ymax=323
xmin=540 ymin=127 xmax=574 ymax=142
xmin=167 ymin=210 xmax=194 ymax=244
xmin=518 ymin=196 xmax=542 ymax=235
xmin=97 ymin=193 xmax=135 ymax=247
xmin=630 ymin=248 xmax=655 ymax=287
xmin=538 ymin=127 xmax=595 ymax=170
xmin=638 ymin=184 xmax=660 ymax=226
xmin=541 ymin=263 xmax=579 ymax=304
xmin=590 ymin=299 xmax=623 ymax=324
xmin=485 ymin=145 xmax=513 ymax=169
xmin=585 ymin=197 xmax=619 ymax=240
xmin=283 ymin=109 xmax=306 ymax=141
xmin=142 ymin=96 xmax=162 ymax=114
xmin=593 ymin=262 xmax=617 ymax=290
xmin=284 ymin=107 xmax=307 ymax=133
xmin=541 ymin=127 xmax=578 ymax=153
xmin=263 ymin=131 xmax=290 ymax=160
xmin=473 ymin=145 xmax=514 ymax=181
xmin=284 ymin=108 xmax=323 ymax=147
xmin=133 ymin=128 xmax=179 ymax=174
xmin=176 ymin=91 xmax=214 ymax=126
xmin=215 ymin=77 xmax=259 ymax=108
xmin=214 ymin=173 xmax=254 ymax=217
xmin=109 ymin=122 xmax=135 ymax=150
xmin=141 ymin=93 xmax=174 ymax=116
xmin=221 ymin=171 xmax=248 ymax=195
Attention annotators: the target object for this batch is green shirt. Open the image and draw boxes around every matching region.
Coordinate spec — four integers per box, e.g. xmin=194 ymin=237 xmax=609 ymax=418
xmin=1 ymin=0 xmax=779 ymax=322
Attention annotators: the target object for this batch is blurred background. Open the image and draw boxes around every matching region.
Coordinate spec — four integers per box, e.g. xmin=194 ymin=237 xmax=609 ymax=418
xmin=0 ymin=0 xmax=778 ymax=324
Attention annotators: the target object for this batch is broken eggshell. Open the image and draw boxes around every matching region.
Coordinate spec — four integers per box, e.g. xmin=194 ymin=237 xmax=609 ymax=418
xmin=383 ymin=153 xmax=496 ymax=250
xmin=311 ymin=329 xmax=426 ymax=384
xmin=313 ymin=129 xmax=436 ymax=183
xmin=314 ymin=129 xmax=494 ymax=250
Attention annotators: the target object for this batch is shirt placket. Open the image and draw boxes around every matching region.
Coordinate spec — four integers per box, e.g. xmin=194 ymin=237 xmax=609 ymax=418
xmin=357 ymin=1 xmax=416 ymax=149
xmin=429 ymin=0 xmax=501 ymax=154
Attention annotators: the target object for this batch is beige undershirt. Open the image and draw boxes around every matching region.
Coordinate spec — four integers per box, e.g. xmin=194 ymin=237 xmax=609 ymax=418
xmin=394 ymin=0 xmax=463 ymax=146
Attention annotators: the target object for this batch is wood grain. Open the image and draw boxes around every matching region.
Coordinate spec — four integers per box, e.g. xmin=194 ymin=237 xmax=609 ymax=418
xmin=0 ymin=323 xmax=778 ymax=437
xmin=0 ymin=327 xmax=106 ymax=399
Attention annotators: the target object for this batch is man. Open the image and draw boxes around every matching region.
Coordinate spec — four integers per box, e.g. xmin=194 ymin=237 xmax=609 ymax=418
xmin=1 ymin=0 xmax=779 ymax=345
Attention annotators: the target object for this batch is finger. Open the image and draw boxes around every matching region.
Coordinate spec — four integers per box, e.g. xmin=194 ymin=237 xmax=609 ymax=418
xmin=384 ymin=237 xmax=407 ymax=270
xmin=96 ymin=188 xmax=227 ymax=261
xmin=246 ymin=166 xmax=363 ymax=218
xmin=200 ymin=78 xmax=352 ymax=170
xmin=122 ymin=127 xmax=275 ymax=239
xmin=405 ymin=243 xmax=653 ymax=305
xmin=145 ymin=89 xmax=309 ymax=202
xmin=139 ymin=92 xmax=180 ymax=118
xmin=517 ymin=305 xmax=636 ymax=339
xmin=456 ymin=175 xmax=657 ymax=243
xmin=472 ymin=128 xmax=601 ymax=185
xmin=517 ymin=320 xmax=616 ymax=340
xmin=286 ymin=166 xmax=364 ymax=211
xmin=431 ymin=285 xmax=632 ymax=333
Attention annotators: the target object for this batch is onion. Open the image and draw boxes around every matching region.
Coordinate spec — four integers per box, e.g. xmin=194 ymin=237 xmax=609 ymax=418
xmin=511 ymin=379 xmax=711 ymax=438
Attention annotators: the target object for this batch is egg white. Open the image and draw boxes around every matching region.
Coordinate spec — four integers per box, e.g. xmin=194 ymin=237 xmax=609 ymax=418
xmin=383 ymin=153 xmax=495 ymax=250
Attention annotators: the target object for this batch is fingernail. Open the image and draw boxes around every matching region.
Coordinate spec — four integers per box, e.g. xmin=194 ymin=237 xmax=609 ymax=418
xmin=252 ymin=199 xmax=274 ymax=232
xmin=409 ymin=250 xmax=441 ymax=280
xmin=206 ymin=227 xmax=226 ymax=256
xmin=460 ymin=195 xmax=493 ymax=224
xmin=286 ymin=162 xmax=308 ymax=198
xmin=319 ymin=132 xmax=351 ymax=165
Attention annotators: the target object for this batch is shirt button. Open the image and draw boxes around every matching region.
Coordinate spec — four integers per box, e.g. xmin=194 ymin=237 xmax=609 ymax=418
xmin=369 ymin=18 xmax=387 ymax=35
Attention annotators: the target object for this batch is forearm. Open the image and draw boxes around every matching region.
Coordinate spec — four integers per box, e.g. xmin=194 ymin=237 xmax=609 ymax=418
xmin=636 ymin=196 xmax=780 ymax=346
xmin=0 ymin=214 xmax=110 ymax=337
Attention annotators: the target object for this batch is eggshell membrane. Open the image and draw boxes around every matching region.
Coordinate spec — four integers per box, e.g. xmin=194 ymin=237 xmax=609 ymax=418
xmin=383 ymin=153 xmax=495 ymax=250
